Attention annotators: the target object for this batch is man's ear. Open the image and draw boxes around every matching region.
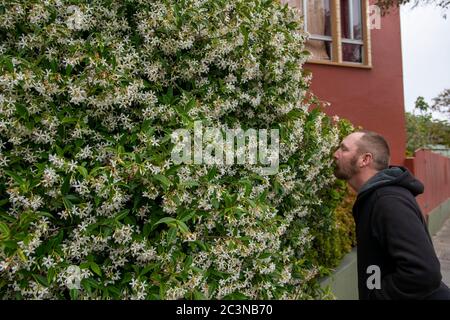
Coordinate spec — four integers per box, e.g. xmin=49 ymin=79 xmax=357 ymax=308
xmin=360 ymin=153 xmax=373 ymax=167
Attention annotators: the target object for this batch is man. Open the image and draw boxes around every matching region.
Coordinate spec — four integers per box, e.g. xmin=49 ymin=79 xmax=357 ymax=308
xmin=333 ymin=130 xmax=450 ymax=300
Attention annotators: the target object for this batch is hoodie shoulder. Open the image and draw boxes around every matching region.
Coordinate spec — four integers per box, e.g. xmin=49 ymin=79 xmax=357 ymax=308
xmin=358 ymin=166 xmax=424 ymax=198
xmin=372 ymin=185 xmax=414 ymax=198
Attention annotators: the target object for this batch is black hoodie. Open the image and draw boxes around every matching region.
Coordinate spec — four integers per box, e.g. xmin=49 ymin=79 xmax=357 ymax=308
xmin=353 ymin=166 xmax=450 ymax=300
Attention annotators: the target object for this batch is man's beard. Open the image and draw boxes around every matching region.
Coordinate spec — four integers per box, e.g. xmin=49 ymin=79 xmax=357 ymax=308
xmin=334 ymin=155 xmax=359 ymax=180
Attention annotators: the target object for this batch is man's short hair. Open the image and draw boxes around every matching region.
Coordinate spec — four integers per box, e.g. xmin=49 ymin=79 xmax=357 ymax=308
xmin=356 ymin=130 xmax=390 ymax=170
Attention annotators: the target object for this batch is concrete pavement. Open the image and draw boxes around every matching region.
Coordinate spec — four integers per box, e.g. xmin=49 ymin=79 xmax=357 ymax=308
xmin=432 ymin=216 xmax=450 ymax=286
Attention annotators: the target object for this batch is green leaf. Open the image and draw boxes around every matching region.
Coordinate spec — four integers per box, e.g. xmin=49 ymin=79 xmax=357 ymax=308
xmin=0 ymin=222 xmax=10 ymax=240
xmin=62 ymin=117 xmax=78 ymax=124
xmin=17 ymin=249 xmax=26 ymax=262
xmin=77 ymin=166 xmax=88 ymax=179
xmin=193 ymin=290 xmax=206 ymax=300
xmin=94 ymin=195 xmax=101 ymax=207
xmin=50 ymin=59 xmax=58 ymax=72
xmin=4 ymin=170 xmax=24 ymax=185
xmin=139 ymin=264 xmax=156 ymax=277
xmin=121 ymin=272 xmax=133 ymax=285
xmin=183 ymin=256 xmax=193 ymax=270
xmin=3 ymin=56 xmax=14 ymax=72
xmin=47 ymin=268 xmax=55 ymax=284
xmin=192 ymin=240 xmax=207 ymax=251
xmin=223 ymin=292 xmax=249 ymax=300
xmin=176 ymin=220 xmax=190 ymax=234
xmin=223 ymin=193 xmax=234 ymax=208
xmin=186 ymin=98 xmax=196 ymax=112
xmin=143 ymin=222 xmax=152 ymax=238
xmin=212 ymin=197 xmax=220 ymax=209
xmin=124 ymin=216 xmax=135 ymax=225
xmin=89 ymin=166 xmax=105 ymax=177
xmin=179 ymin=210 xmax=195 ymax=222
xmin=134 ymin=153 xmax=141 ymax=163
xmin=154 ymin=217 xmax=177 ymax=227
xmin=65 ymin=65 xmax=73 ymax=76
xmin=114 ymin=209 xmax=129 ymax=222
xmin=0 ymin=212 xmax=16 ymax=223
xmin=207 ymin=167 xmax=217 ymax=180
xmin=16 ymin=104 xmax=28 ymax=119
xmin=70 ymin=288 xmax=79 ymax=300
xmin=0 ymin=198 xmax=9 ymax=206
xmin=65 ymin=195 xmax=80 ymax=202
xmin=81 ymin=279 xmax=92 ymax=293
xmin=90 ymin=262 xmax=102 ymax=277
xmin=62 ymin=197 xmax=73 ymax=210
xmin=2 ymin=240 xmax=17 ymax=250
xmin=61 ymin=174 xmax=71 ymax=194
xmin=83 ymin=278 xmax=99 ymax=291
xmin=108 ymin=286 xmax=121 ymax=298
xmin=167 ymin=227 xmax=177 ymax=243
xmin=180 ymin=180 xmax=199 ymax=188
xmin=258 ymin=252 xmax=271 ymax=259
xmin=80 ymin=262 xmax=90 ymax=269
xmin=52 ymin=230 xmax=64 ymax=248
xmin=132 ymin=193 xmax=142 ymax=212
xmin=153 ymin=174 xmax=172 ymax=190
xmin=53 ymin=144 xmax=64 ymax=156
xmin=141 ymin=119 xmax=152 ymax=131
xmin=33 ymin=274 xmax=48 ymax=287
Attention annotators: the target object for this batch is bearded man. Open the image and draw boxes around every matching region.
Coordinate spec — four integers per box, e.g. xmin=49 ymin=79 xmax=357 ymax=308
xmin=333 ymin=130 xmax=450 ymax=300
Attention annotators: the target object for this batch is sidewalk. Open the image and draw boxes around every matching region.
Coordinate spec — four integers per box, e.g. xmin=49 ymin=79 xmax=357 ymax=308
xmin=432 ymin=217 xmax=450 ymax=286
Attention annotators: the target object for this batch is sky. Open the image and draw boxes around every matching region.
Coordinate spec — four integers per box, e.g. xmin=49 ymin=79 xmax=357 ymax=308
xmin=400 ymin=3 xmax=450 ymax=121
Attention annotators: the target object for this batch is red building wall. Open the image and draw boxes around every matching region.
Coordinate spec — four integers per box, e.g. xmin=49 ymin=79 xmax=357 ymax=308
xmin=305 ymin=3 xmax=406 ymax=165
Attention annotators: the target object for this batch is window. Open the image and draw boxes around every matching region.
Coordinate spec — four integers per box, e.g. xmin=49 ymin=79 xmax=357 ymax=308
xmin=281 ymin=0 xmax=371 ymax=67
xmin=341 ymin=0 xmax=364 ymax=63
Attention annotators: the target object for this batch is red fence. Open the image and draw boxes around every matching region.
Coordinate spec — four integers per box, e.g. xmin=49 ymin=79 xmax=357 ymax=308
xmin=405 ymin=149 xmax=450 ymax=216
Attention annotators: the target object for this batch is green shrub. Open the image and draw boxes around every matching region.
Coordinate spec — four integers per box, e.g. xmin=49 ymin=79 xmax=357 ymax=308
xmin=0 ymin=0 xmax=352 ymax=299
xmin=311 ymin=180 xmax=356 ymax=270
xmin=302 ymin=118 xmax=356 ymax=272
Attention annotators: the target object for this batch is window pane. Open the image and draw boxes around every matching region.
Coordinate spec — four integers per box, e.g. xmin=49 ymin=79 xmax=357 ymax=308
xmin=306 ymin=39 xmax=332 ymax=60
xmin=341 ymin=0 xmax=351 ymax=39
xmin=352 ymin=0 xmax=363 ymax=40
xmin=341 ymin=0 xmax=363 ymax=40
xmin=307 ymin=0 xmax=332 ymax=37
xmin=342 ymin=43 xmax=362 ymax=63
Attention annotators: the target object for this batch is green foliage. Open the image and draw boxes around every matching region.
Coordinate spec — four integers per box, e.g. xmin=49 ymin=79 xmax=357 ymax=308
xmin=406 ymin=97 xmax=450 ymax=156
xmin=309 ymin=181 xmax=356 ymax=270
xmin=307 ymin=118 xmax=355 ymax=270
xmin=432 ymin=88 xmax=450 ymax=115
xmin=0 ymin=0 xmax=354 ymax=299
xmin=376 ymin=0 xmax=450 ymax=12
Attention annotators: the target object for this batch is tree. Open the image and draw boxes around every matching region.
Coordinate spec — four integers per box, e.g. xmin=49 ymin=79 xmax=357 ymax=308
xmin=432 ymin=88 xmax=450 ymax=116
xmin=405 ymin=97 xmax=450 ymax=156
xmin=376 ymin=0 xmax=450 ymax=17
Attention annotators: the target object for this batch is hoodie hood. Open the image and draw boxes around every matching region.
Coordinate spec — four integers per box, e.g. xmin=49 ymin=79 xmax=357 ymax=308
xmin=358 ymin=166 xmax=424 ymax=198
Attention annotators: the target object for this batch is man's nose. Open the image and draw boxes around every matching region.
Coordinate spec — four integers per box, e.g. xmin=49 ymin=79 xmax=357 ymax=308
xmin=333 ymin=150 xmax=339 ymax=160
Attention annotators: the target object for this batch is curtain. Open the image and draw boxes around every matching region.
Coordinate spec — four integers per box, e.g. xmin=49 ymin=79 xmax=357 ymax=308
xmin=306 ymin=1 xmax=331 ymax=60
xmin=341 ymin=0 xmax=363 ymax=62
xmin=341 ymin=0 xmax=350 ymax=39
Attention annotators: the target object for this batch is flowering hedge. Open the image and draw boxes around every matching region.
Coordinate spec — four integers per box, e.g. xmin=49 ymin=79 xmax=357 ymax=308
xmin=0 ymin=0 xmax=353 ymax=299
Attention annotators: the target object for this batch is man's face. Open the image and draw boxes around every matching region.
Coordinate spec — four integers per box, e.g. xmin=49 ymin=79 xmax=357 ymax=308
xmin=333 ymin=133 xmax=363 ymax=180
